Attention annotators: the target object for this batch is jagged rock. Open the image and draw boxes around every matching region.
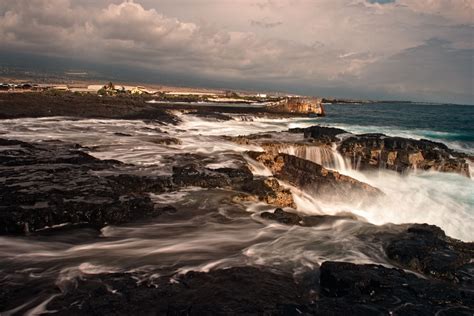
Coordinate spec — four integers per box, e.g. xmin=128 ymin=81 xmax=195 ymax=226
xmin=247 ymin=151 xmax=382 ymax=200
xmin=261 ymin=208 xmax=358 ymax=226
xmin=237 ymin=178 xmax=296 ymax=208
xmin=225 ymin=133 xmax=274 ymax=145
xmin=172 ymin=164 xmax=230 ymax=188
xmin=172 ymin=164 xmax=253 ymax=189
xmin=41 ymin=262 xmax=474 ymax=316
xmin=339 ymin=134 xmax=471 ymax=177
xmin=261 ymin=208 xmax=302 ymax=225
xmin=145 ymin=137 xmax=182 ymax=145
xmin=289 ymin=125 xmax=348 ymax=144
xmin=0 ymin=139 xmax=173 ymax=235
xmin=385 ymin=224 xmax=474 ymax=285
xmin=304 ymin=261 xmax=474 ymax=315
xmin=46 ymin=267 xmax=305 ymax=315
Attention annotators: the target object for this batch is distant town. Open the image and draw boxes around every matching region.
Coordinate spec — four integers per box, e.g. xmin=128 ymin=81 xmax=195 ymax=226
xmin=0 ymin=80 xmax=385 ymax=106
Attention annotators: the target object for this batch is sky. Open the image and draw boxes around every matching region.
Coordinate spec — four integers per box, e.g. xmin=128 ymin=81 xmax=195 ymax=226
xmin=0 ymin=0 xmax=473 ymax=104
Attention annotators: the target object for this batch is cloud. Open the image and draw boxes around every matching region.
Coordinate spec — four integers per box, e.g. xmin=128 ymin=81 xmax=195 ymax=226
xmin=399 ymin=0 xmax=473 ymax=25
xmin=0 ymin=0 xmax=472 ymax=103
xmin=250 ymin=19 xmax=283 ymax=29
xmin=359 ymin=38 xmax=474 ymax=103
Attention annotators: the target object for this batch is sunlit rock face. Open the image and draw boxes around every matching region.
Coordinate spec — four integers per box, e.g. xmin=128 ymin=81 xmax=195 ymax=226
xmin=338 ymin=134 xmax=471 ymax=177
xmin=246 ymin=151 xmax=382 ymax=201
xmin=238 ymin=177 xmax=296 ymax=208
xmin=269 ymin=97 xmax=325 ymax=116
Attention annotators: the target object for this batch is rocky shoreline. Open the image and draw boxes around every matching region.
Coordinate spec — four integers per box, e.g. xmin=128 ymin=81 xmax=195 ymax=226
xmin=0 ymin=92 xmax=324 ymax=120
xmin=0 ymin=93 xmax=472 ymax=315
xmin=231 ymin=125 xmax=472 ymax=177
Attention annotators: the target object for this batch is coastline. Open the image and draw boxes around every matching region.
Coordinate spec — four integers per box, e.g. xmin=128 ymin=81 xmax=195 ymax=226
xmin=0 ymin=91 xmax=473 ymax=314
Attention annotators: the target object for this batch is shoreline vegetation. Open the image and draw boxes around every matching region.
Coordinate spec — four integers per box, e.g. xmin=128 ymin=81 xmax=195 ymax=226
xmin=0 ymin=88 xmax=473 ymax=314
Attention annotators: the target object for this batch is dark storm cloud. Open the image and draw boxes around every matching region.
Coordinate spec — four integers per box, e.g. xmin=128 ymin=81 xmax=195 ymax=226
xmin=0 ymin=0 xmax=472 ymax=103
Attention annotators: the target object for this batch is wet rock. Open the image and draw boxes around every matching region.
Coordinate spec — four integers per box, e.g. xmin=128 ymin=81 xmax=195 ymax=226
xmin=0 ymin=139 xmax=172 ymax=235
xmin=213 ymin=166 xmax=254 ymax=185
xmin=106 ymin=174 xmax=173 ymax=194
xmin=239 ymin=178 xmax=296 ymax=208
xmin=172 ymin=164 xmax=253 ymax=189
xmin=247 ymin=151 xmax=382 ymax=200
xmin=261 ymin=208 xmax=302 ymax=225
xmin=145 ymin=137 xmax=182 ymax=145
xmin=289 ymin=125 xmax=348 ymax=144
xmin=47 ymin=267 xmax=305 ymax=315
xmin=188 ymin=110 xmax=233 ymax=121
xmin=172 ymin=164 xmax=229 ymax=188
xmin=385 ymin=224 xmax=474 ymax=285
xmin=44 ymin=262 xmax=474 ymax=315
xmin=339 ymin=134 xmax=471 ymax=177
xmin=306 ymin=261 xmax=474 ymax=316
xmin=261 ymin=208 xmax=358 ymax=226
xmin=226 ymin=133 xmax=275 ymax=145
xmin=113 ymin=132 xmax=132 ymax=137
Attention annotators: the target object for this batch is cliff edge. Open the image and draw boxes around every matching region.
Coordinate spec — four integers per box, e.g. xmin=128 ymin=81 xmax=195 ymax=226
xmin=267 ymin=97 xmax=325 ymax=116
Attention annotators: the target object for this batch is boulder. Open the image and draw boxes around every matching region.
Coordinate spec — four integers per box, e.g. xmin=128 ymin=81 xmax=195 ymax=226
xmin=385 ymin=224 xmax=474 ymax=285
xmin=261 ymin=208 xmax=358 ymax=226
xmin=261 ymin=208 xmax=302 ymax=225
xmin=289 ymin=125 xmax=348 ymax=144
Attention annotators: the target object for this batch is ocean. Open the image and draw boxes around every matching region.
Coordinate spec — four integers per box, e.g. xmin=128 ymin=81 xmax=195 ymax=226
xmin=318 ymin=102 xmax=474 ymax=154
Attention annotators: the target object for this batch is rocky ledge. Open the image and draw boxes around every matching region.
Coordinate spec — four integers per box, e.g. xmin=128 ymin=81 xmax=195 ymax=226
xmin=0 ymin=138 xmax=172 ymax=234
xmin=232 ymin=125 xmax=471 ymax=177
xmin=385 ymin=224 xmax=474 ymax=285
xmin=247 ymin=151 xmax=382 ymax=201
xmin=42 ymin=223 xmax=474 ymax=315
xmin=0 ymin=93 xmax=326 ymax=120
xmin=0 ymin=139 xmax=304 ymax=234
xmin=298 ymin=126 xmax=471 ymax=177
xmin=339 ymin=133 xmax=471 ymax=176
xmin=267 ymin=97 xmax=325 ymax=116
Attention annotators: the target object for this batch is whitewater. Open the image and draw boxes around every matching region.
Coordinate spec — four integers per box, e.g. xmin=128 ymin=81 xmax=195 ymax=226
xmin=0 ymin=103 xmax=473 ymax=314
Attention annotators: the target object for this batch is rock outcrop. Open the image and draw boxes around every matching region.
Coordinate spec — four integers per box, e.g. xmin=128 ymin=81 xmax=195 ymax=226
xmin=42 ymin=260 xmax=474 ymax=315
xmin=247 ymin=151 xmax=382 ymax=200
xmin=0 ymin=139 xmax=173 ymax=234
xmin=172 ymin=164 xmax=253 ymax=189
xmin=285 ymin=125 xmax=471 ymax=177
xmin=289 ymin=125 xmax=348 ymax=144
xmin=45 ymin=267 xmax=305 ymax=315
xmin=235 ymin=178 xmax=296 ymax=208
xmin=339 ymin=133 xmax=471 ymax=177
xmin=261 ymin=208 xmax=357 ymax=226
xmin=385 ymin=224 xmax=474 ymax=285
xmin=267 ymin=97 xmax=325 ymax=116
